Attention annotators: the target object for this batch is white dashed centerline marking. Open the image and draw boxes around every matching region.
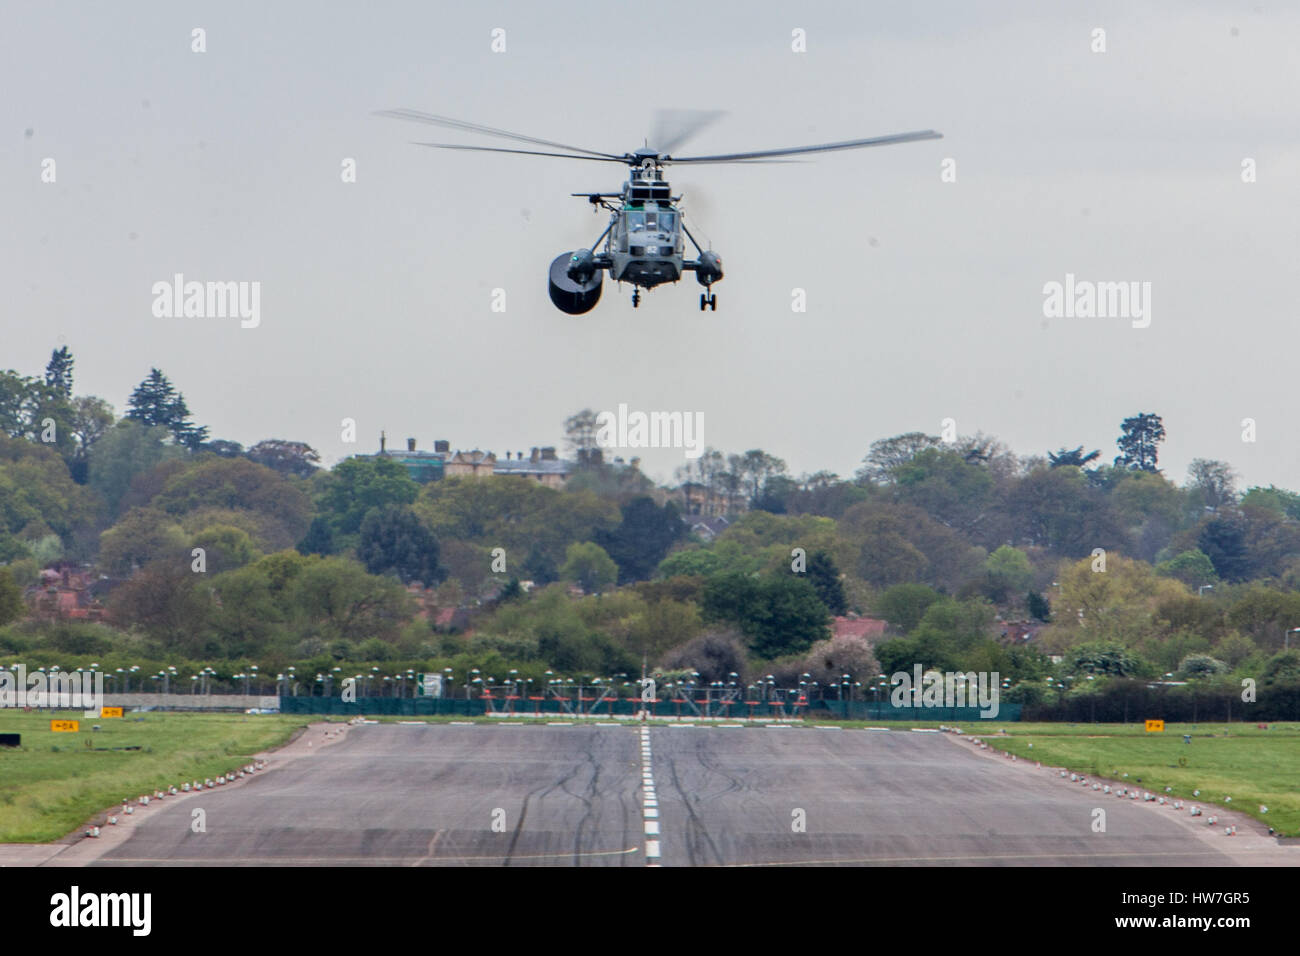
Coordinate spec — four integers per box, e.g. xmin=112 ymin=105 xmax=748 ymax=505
xmin=639 ymin=726 xmax=660 ymax=866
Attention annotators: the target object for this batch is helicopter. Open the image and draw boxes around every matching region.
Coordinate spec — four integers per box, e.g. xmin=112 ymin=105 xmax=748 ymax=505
xmin=376 ymin=109 xmax=942 ymax=314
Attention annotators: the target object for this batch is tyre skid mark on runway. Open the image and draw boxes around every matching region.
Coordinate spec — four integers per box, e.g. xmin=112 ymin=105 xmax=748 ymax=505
xmin=726 ymin=847 xmax=1251 ymax=867
xmin=663 ymin=754 xmax=726 ymax=866
xmin=407 ymin=829 xmax=444 ymax=866
xmin=503 ymin=760 xmax=579 ymax=865
xmin=564 ymin=747 xmax=603 ymax=866
xmin=101 ymin=847 xmax=644 ymax=866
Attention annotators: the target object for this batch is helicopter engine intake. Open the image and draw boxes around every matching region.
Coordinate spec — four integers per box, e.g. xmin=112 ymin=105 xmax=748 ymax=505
xmin=695 ymin=250 xmax=723 ymax=287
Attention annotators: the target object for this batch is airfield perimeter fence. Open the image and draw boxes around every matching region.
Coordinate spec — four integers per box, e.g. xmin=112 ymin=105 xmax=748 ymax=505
xmin=276 ymin=695 xmax=1020 ymax=721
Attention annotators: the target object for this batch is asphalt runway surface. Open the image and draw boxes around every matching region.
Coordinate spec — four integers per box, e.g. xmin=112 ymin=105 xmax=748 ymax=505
xmin=86 ymin=723 xmax=1250 ymax=867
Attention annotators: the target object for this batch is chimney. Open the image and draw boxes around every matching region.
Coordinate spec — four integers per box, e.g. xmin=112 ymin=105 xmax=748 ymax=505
xmin=530 ymin=447 xmax=539 ymax=462
xmin=434 ymin=439 xmax=449 ymax=453
xmin=407 ymin=437 xmax=416 ymax=452
xmin=380 ymin=430 xmax=386 ymax=453
xmin=541 ymin=446 xmax=557 ymax=461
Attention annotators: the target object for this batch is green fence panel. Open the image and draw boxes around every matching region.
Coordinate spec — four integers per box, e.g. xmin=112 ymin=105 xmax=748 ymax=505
xmin=276 ymin=697 xmax=1020 ymax=720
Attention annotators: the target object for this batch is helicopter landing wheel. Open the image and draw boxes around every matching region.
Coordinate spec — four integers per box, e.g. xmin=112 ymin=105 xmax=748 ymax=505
xmin=632 ymin=290 xmax=640 ymax=308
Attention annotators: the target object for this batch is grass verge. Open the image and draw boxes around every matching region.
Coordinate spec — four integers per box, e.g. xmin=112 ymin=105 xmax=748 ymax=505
xmin=0 ymin=710 xmax=310 ymax=843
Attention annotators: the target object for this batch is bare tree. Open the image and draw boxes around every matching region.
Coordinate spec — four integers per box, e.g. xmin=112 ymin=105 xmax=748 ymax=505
xmin=856 ymin=432 xmax=941 ymax=485
xmin=1187 ymin=458 xmax=1238 ymax=511
xmin=564 ymin=408 xmax=601 ymax=461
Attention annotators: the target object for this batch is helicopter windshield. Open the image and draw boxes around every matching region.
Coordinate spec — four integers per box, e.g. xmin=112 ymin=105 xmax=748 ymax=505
xmin=627 ymin=210 xmax=676 ymax=236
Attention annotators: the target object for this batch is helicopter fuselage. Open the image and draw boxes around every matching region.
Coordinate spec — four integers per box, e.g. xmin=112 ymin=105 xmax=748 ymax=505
xmin=553 ymin=162 xmax=723 ymax=311
xmin=607 ymin=200 xmax=683 ymax=289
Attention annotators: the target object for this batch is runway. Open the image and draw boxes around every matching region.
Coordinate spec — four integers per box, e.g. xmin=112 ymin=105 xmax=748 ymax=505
xmin=76 ymin=723 xmax=1259 ymax=866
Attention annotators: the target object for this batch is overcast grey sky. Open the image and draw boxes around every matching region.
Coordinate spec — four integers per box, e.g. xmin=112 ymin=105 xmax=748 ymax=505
xmin=5 ymin=1 xmax=1298 ymax=489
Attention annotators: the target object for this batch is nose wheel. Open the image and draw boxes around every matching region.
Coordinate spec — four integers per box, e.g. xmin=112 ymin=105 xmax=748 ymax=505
xmin=699 ymin=292 xmax=717 ymax=311
xmin=632 ymin=290 xmax=641 ymax=308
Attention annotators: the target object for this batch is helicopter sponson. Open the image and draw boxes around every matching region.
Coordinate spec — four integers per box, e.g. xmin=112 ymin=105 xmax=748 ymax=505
xmin=567 ymin=248 xmax=598 ymax=283
xmin=692 ymin=250 xmax=723 ymax=286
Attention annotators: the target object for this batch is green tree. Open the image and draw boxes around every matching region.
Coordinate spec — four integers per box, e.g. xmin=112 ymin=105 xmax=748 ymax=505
xmin=1197 ymin=513 xmax=1251 ymax=582
xmin=658 ymin=548 xmax=723 ymax=578
xmin=559 ymin=541 xmax=618 ymax=593
xmin=1068 ymin=641 xmax=1146 ymax=677
xmin=108 ymin=560 xmax=212 ymax=652
xmin=984 ymin=545 xmax=1033 ymax=600
xmin=0 ymin=371 xmax=73 ymax=462
xmin=88 ymin=420 xmax=184 ymax=515
xmin=1155 ymin=549 xmax=1218 ymax=588
xmin=285 ymin=556 xmax=412 ymax=643
xmin=1179 ymin=654 xmax=1228 ymax=678
xmin=594 ymin=496 xmax=685 ymax=584
xmin=126 ymin=368 xmax=207 ymax=449
xmin=700 ymin=571 xmax=829 ymax=658
xmin=98 ymin=508 xmax=189 ymax=575
xmin=522 ymin=541 xmax=558 ymax=584
xmin=805 ymin=549 xmax=848 ymax=615
xmin=320 ymin=457 xmax=420 ymax=544
xmin=190 ymin=524 xmax=260 ymax=574
xmin=893 ymin=447 xmax=995 ymax=534
xmin=44 ymin=346 xmax=74 ymax=398
xmin=67 ymin=396 xmax=115 ymax=484
xmin=358 ymin=504 xmax=441 ymax=585
xmin=856 ymin=432 xmax=941 ymax=485
xmin=1239 ymin=486 xmax=1300 ymax=521
xmin=0 ymin=436 xmax=99 ymax=541
xmin=416 ymin=476 xmax=617 ymax=573
xmin=1047 ymin=446 xmax=1100 ymax=469
xmin=246 ymin=439 xmax=321 ymax=478
xmin=151 ymin=457 xmax=313 ymax=549
xmin=1114 ymin=412 xmax=1165 ymax=473
xmin=872 ymin=583 xmax=941 ymax=633
xmin=1004 ymin=465 xmax=1130 ymax=557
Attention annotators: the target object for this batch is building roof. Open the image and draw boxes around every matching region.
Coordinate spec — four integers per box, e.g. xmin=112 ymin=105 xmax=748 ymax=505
xmin=449 ymin=450 xmax=496 ymax=466
xmin=831 ymin=616 xmax=888 ymax=640
xmin=494 ymin=458 xmax=571 ymax=476
xmin=684 ymin=515 xmax=730 ymax=539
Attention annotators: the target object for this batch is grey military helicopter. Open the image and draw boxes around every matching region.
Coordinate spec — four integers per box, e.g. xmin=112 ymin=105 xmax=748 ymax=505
xmin=376 ymin=109 xmax=941 ymax=314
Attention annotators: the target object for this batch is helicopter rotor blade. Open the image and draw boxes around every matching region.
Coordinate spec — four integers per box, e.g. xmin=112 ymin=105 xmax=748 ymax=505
xmin=411 ymin=143 xmax=628 ymax=162
xmin=650 ymin=109 xmax=727 ymax=156
xmin=376 ymin=109 xmax=622 ymax=159
xmin=668 ymin=129 xmax=942 ymax=164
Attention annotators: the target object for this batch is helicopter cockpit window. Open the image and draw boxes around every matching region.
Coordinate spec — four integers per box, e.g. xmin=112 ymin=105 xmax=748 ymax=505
xmin=628 ymin=210 xmax=675 ymax=236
